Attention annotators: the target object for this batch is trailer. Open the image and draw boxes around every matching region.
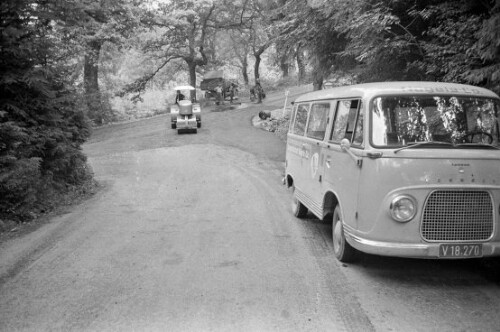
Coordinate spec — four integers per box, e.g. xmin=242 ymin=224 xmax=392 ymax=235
xmin=200 ymin=71 xmax=238 ymax=103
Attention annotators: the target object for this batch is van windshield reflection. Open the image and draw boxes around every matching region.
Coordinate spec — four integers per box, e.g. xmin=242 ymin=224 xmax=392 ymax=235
xmin=371 ymin=95 xmax=500 ymax=148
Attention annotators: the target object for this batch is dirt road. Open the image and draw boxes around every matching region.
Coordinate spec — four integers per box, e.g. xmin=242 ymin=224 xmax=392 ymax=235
xmin=1 ymin=88 xmax=500 ymax=331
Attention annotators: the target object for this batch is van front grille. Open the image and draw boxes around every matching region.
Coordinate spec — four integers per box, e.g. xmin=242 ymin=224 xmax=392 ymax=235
xmin=421 ymin=190 xmax=494 ymax=242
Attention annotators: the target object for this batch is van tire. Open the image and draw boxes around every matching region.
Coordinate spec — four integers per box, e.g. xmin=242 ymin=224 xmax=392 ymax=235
xmin=291 ymin=186 xmax=308 ymax=218
xmin=171 ymin=122 xmax=176 ymax=129
xmin=332 ymin=206 xmax=357 ymax=262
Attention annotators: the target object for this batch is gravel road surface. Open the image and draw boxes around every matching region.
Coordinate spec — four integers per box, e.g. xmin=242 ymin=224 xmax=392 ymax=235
xmin=1 ymin=88 xmax=500 ymax=331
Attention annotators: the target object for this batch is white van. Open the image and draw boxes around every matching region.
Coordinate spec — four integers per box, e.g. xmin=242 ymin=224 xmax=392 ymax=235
xmin=285 ymin=82 xmax=500 ymax=262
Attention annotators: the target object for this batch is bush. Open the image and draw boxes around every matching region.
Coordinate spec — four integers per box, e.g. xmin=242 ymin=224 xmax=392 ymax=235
xmin=0 ymin=0 xmax=95 ymax=223
xmin=0 ymin=158 xmax=42 ymax=217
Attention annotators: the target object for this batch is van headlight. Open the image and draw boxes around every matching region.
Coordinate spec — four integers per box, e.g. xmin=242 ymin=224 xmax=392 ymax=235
xmin=390 ymin=195 xmax=417 ymax=222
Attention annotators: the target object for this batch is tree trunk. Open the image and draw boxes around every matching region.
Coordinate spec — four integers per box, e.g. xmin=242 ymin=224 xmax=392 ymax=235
xmin=84 ymin=40 xmax=103 ymax=125
xmin=280 ymin=54 xmax=289 ymax=78
xmin=312 ymin=63 xmax=324 ymax=91
xmin=296 ymin=48 xmax=306 ymax=85
xmin=312 ymin=74 xmax=324 ymax=90
xmin=254 ymin=55 xmax=261 ymax=83
xmin=188 ymin=61 xmax=197 ymax=101
xmin=241 ymin=56 xmax=249 ymax=86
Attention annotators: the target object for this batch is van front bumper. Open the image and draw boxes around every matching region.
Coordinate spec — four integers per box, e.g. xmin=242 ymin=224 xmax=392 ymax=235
xmin=346 ymin=231 xmax=500 ymax=258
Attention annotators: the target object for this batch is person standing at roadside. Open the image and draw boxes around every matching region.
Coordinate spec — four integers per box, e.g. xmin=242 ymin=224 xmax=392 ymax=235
xmin=215 ymin=85 xmax=223 ymax=104
xmin=229 ymin=83 xmax=236 ymax=103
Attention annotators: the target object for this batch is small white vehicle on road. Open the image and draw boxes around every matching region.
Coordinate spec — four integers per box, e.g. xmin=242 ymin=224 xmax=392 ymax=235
xmin=169 ymin=85 xmax=201 ymax=134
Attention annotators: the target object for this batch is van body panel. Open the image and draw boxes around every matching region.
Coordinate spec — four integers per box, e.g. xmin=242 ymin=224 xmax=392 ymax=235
xmin=355 ymin=152 xmax=500 ymax=234
xmin=321 ymin=144 xmax=362 ymax=228
xmin=286 ymin=135 xmax=325 ymax=218
xmin=286 ymin=81 xmax=500 ymax=259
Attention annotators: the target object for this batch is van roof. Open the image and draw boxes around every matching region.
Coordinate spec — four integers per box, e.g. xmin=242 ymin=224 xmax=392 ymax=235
xmin=294 ymin=81 xmax=500 ymax=103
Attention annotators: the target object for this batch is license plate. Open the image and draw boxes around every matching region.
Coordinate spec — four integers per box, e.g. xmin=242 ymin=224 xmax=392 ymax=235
xmin=439 ymin=244 xmax=483 ymax=258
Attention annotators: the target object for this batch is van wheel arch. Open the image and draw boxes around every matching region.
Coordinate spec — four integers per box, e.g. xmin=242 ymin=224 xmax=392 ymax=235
xmin=332 ymin=205 xmax=357 ymax=262
xmin=322 ymin=191 xmax=338 ymax=220
xmin=287 ymin=176 xmax=308 ymax=218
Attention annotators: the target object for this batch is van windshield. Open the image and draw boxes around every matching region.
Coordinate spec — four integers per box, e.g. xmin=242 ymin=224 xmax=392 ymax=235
xmin=371 ymin=95 xmax=500 ymax=148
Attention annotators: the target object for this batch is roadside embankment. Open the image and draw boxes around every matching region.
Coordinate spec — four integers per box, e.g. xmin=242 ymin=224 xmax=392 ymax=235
xmin=252 ymin=108 xmax=292 ymax=141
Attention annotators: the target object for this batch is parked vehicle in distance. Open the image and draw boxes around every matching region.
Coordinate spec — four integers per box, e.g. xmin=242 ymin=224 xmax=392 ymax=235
xmin=169 ymin=85 xmax=201 ymax=133
xmin=285 ymin=81 xmax=500 ymax=262
xmin=200 ymin=70 xmax=239 ymax=104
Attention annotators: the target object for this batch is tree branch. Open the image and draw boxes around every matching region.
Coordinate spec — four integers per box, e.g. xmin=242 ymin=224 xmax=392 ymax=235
xmin=119 ymin=55 xmax=178 ymax=99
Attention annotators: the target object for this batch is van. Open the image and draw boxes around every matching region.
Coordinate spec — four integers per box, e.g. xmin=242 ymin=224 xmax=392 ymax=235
xmin=285 ymin=82 xmax=500 ymax=262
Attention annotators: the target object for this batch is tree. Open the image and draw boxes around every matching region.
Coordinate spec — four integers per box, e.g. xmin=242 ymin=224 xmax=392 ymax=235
xmin=274 ymin=0 xmax=500 ymax=93
xmin=467 ymin=0 xmax=500 ymax=94
xmin=229 ymin=32 xmax=252 ymax=85
xmin=214 ymin=30 xmax=252 ymax=85
xmin=1 ymin=0 xmax=92 ymax=220
xmin=54 ymin=0 xmax=140 ymax=124
xmin=412 ymin=0 xmax=500 ymax=93
xmin=125 ymin=0 xmax=261 ymax=100
xmin=124 ymin=0 xmax=221 ymax=101
xmin=206 ymin=0 xmax=275 ymax=86
xmin=246 ymin=0 xmax=280 ymax=83
xmin=273 ymin=0 xmax=354 ymax=89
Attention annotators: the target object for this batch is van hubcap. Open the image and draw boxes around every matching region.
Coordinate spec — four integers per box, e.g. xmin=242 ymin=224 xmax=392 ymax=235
xmin=333 ymin=219 xmax=342 ymax=254
xmin=292 ymin=197 xmax=299 ymax=212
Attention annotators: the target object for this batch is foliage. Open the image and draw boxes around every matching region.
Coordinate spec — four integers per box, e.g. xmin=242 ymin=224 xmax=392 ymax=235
xmin=414 ymin=0 xmax=500 ymax=93
xmin=121 ymin=0 xmax=217 ymax=100
xmin=1 ymin=0 xmax=93 ymax=221
xmin=273 ymin=0 xmax=356 ymax=88
xmin=273 ymin=0 xmax=500 ymax=93
xmin=122 ymin=0 xmax=266 ymax=100
xmin=49 ymin=0 xmax=142 ymax=125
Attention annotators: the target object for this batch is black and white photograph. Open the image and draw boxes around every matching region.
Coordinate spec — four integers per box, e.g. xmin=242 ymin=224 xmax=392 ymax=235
xmin=1 ymin=0 xmax=500 ymax=331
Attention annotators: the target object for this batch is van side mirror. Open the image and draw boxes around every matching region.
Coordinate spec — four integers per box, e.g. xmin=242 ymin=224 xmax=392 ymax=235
xmin=340 ymin=138 xmax=351 ymax=150
xmin=340 ymin=138 xmax=362 ymax=167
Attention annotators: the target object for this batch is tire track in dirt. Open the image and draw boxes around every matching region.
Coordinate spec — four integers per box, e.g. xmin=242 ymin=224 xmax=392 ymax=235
xmin=229 ymin=151 xmax=375 ymax=331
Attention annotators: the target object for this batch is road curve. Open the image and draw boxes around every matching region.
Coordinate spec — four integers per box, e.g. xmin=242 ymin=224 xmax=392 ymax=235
xmin=1 ymin=92 xmax=500 ymax=331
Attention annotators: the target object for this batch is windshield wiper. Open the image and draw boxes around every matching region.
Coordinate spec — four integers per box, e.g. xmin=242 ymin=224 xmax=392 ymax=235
xmin=394 ymin=141 xmax=454 ymax=154
xmin=454 ymin=143 xmax=500 ymax=150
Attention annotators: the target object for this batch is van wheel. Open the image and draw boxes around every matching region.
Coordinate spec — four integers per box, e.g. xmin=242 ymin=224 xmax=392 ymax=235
xmin=291 ymin=185 xmax=308 ymax=218
xmin=332 ymin=206 xmax=357 ymax=262
xmin=171 ymin=123 xmax=176 ymax=129
xmin=197 ymin=122 xmax=201 ymax=128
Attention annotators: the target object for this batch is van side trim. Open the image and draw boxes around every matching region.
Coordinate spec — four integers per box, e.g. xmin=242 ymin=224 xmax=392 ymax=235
xmin=295 ymin=187 xmax=323 ymax=219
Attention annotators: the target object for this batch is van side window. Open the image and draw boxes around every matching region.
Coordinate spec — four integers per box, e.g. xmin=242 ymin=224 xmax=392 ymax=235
xmin=330 ymin=99 xmax=360 ymax=142
xmin=306 ymin=103 xmax=330 ymax=140
xmin=292 ymin=104 xmax=309 ymax=136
